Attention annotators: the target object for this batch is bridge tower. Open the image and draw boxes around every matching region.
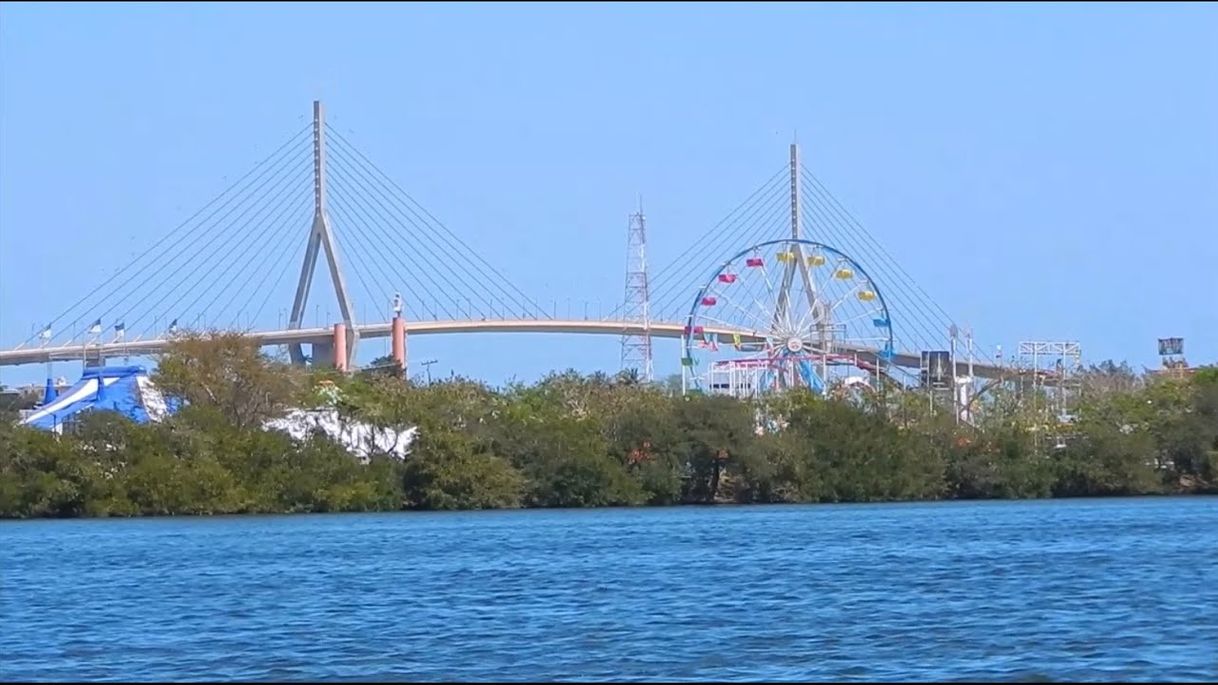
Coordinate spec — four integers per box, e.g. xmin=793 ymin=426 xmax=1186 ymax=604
xmin=287 ymin=100 xmax=358 ymax=369
xmin=620 ymin=200 xmax=653 ymax=382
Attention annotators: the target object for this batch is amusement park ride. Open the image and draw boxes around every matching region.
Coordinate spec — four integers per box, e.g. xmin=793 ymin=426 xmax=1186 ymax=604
xmin=1 ymin=101 xmax=1084 ymax=427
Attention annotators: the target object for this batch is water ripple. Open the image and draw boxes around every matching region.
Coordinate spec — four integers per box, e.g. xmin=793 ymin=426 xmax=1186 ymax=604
xmin=2 ymin=498 xmax=1217 ymax=681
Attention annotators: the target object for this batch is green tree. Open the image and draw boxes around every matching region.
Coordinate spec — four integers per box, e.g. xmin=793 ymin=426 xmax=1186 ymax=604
xmin=154 ymin=332 xmax=303 ymax=430
xmin=402 ymin=430 xmax=523 ymax=510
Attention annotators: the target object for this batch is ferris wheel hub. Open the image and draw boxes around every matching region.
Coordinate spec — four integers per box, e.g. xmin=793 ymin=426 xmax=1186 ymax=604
xmin=785 ymin=336 xmax=803 ymax=353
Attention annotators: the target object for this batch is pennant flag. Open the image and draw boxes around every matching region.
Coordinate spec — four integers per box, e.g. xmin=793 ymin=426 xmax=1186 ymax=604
xmin=718 ymin=273 xmax=737 ymax=284
xmin=168 ymin=319 xmax=179 ymax=334
xmin=88 ymin=319 xmax=102 ymax=335
xmin=39 ymin=325 xmax=52 ymax=340
xmin=114 ymin=322 xmax=126 ymax=339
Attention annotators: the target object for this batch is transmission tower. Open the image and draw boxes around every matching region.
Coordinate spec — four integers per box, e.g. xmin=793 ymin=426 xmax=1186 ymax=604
xmin=620 ymin=202 xmax=653 ymax=382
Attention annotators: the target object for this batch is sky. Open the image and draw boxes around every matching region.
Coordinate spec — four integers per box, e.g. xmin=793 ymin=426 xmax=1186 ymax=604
xmin=1 ymin=2 xmax=1215 ymax=388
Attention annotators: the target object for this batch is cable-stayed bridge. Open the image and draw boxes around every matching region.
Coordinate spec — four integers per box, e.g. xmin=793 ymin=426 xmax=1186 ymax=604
xmin=1 ymin=101 xmax=1036 ymax=404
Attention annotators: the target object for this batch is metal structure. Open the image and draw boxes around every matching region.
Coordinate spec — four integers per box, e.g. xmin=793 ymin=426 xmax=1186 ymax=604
xmin=288 ymin=101 xmax=358 ymax=369
xmin=1017 ymin=340 xmax=1082 ymax=422
xmin=619 ymin=202 xmax=653 ymax=382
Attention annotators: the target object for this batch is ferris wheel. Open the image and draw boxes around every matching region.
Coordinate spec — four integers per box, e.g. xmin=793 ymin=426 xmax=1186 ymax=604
xmin=681 ymin=238 xmax=895 ymax=398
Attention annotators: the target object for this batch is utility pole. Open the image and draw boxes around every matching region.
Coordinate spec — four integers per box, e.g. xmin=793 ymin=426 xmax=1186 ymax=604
xmin=421 ymin=358 xmax=438 ymax=385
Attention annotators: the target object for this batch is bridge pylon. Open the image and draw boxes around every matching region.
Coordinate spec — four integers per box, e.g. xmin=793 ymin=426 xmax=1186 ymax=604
xmin=287 ymin=100 xmax=358 ymax=369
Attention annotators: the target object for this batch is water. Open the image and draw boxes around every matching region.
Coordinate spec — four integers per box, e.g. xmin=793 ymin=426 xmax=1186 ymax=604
xmin=3 ymin=498 xmax=1217 ymax=682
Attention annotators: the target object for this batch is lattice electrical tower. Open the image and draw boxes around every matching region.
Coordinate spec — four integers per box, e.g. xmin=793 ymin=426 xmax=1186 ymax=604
xmin=620 ymin=202 xmax=653 ymax=382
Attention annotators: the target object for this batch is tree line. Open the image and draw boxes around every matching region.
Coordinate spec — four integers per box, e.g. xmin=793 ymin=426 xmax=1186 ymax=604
xmin=1 ymin=334 xmax=1215 ymax=518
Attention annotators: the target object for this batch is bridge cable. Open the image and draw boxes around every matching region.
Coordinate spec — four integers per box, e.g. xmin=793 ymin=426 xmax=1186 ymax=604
xmin=220 ymin=202 xmax=318 ymax=331
xmin=325 ymin=139 xmax=531 ymax=319
xmin=249 ymin=229 xmax=311 ymax=330
xmin=326 ymin=174 xmax=462 ymax=319
xmin=124 ymin=156 xmax=313 ymax=337
xmin=330 ymin=161 xmax=517 ymax=320
xmin=326 ymin=156 xmax=498 ymax=319
xmin=178 ymin=173 xmax=315 ymax=332
xmin=323 ymin=205 xmax=393 ymax=325
xmin=325 ymin=126 xmax=550 ymax=319
xmin=208 ymin=193 xmax=316 ymax=331
xmin=804 ymin=169 xmax=996 ymax=357
xmin=799 ymin=170 xmax=958 ymax=353
xmin=117 ymin=154 xmax=311 ymax=337
xmin=641 ymin=173 xmax=790 ymax=320
xmin=22 ymin=123 xmax=314 ymax=346
xmin=61 ymin=144 xmax=311 ymax=340
xmin=648 ymin=182 xmax=792 ymax=321
xmin=618 ymin=167 xmax=788 ymax=320
xmin=326 ymin=126 xmax=544 ymax=319
xmin=654 ymin=184 xmax=790 ymax=312
xmin=326 ymin=148 xmax=515 ymax=318
xmin=326 ymin=189 xmax=452 ymax=321
xmin=797 ymin=175 xmax=946 ymax=353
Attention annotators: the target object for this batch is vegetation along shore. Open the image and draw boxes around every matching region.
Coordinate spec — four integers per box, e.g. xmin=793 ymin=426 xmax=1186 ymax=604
xmin=1 ymin=333 xmax=1215 ymax=518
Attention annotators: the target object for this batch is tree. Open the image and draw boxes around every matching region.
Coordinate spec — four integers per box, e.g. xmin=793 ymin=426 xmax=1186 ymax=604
xmin=154 ymin=331 xmax=304 ymax=430
xmin=401 ymin=431 xmax=523 ymax=510
xmin=674 ymin=394 xmax=756 ymax=503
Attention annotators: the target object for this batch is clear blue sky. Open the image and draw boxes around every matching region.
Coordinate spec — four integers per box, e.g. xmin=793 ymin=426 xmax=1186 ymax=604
xmin=1 ymin=2 xmax=1215 ymax=387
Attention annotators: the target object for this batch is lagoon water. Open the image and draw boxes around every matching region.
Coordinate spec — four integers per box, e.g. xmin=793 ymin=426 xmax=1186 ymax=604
xmin=3 ymin=497 xmax=1217 ymax=681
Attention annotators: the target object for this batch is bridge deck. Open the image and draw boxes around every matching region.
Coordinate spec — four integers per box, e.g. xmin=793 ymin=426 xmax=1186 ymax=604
xmin=0 ymin=319 xmax=1021 ymax=381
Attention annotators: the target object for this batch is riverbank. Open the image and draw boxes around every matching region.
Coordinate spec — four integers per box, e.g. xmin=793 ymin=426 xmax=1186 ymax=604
xmin=2 ymin=334 xmax=1215 ymax=519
